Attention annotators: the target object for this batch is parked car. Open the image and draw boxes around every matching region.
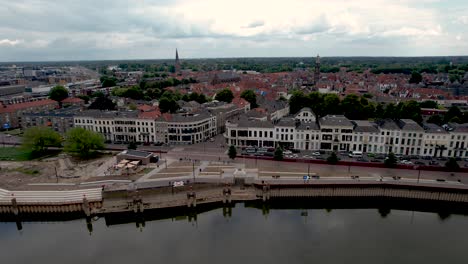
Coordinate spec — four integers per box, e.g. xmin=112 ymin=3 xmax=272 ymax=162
xmin=371 ymin=159 xmax=381 ymax=163
xmin=429 ymin=161 xmax=439 ymax=166
xmin=311 ymin=151 xmax=321 ymax=156
xmin=414 ymin=161 xmax=425 ymax=165
xmin=283 ymin=150 xmax=293 ymax=155
xmin=400 ymin=160 xmax=413 ymax=165
xmin=375 ymin=155 xmax=385 ymax=160
xmin=357 ymin=157 xmax=369 ymax=162
xmin=436 ymin=157 xmax=448 ymax=161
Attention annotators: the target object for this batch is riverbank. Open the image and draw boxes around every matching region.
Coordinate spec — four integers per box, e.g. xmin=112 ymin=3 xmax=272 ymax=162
xmin=2 ymin=175 xmax=468 ymax=219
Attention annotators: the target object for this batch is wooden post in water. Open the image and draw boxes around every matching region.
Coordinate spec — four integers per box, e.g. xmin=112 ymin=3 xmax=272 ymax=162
xmin=11 ymin=195 xmax=18 ymax=216
xmin=82 ymin=195 xmax=90 ymax=217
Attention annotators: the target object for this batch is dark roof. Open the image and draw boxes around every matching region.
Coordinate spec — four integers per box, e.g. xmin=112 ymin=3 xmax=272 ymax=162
xmin=230 ymin=116 xmax=274 ymax=129
xmin=75 ymin=110 xmax=139 ymax=119
xmin=423 ymin=123 xmax=448 ymax=134
xmin=22 ymin=106 xmax=80 ymax=117
xmin=169 ymin=110 xmax=213 ymax=123
xmin=398 ymin=119 xmax=423 ymax=131
xmin=352 ymin=120 xmax=379 ymax=133
xmin=296 ymin=121 xmax=320 ymax=131
xmin=377 ymin=119 xmax=400 ymax=130
xmin=448 ymin=123 xmax=468 ymax=133
xmin=320 ymin=115 xmax=353 ymax=127
xmin=122 ymin=150 xmax=153 ymax=158
xmin=276 ymin=118 xmax=296 ymax=127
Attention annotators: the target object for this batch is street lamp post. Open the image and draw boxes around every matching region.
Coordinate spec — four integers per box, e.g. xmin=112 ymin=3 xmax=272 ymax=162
xmin=417 ymin=167 xmax=421 ymax=183
xmin=192 ymin=161 xmax=195 ymax=183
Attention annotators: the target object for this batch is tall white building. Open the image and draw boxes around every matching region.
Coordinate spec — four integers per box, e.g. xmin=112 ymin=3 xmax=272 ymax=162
xmin=224 ymin=108 xmax=468 ymax=158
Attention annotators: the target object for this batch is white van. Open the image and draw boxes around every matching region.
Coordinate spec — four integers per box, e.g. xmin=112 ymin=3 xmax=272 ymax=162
xmin=348 ymin=151 xmax=363 ymax=158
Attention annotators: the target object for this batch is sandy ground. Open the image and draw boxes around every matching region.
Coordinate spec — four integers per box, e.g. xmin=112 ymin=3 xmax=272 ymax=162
xmin=0 ymin=155 xmax=121 ymax=190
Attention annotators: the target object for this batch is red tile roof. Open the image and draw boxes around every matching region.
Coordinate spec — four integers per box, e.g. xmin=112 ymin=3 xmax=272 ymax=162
xmin=61 ymin=97 xmax=84 ymax=103
xmin=0 ymin=99 xmax=58 ymax=113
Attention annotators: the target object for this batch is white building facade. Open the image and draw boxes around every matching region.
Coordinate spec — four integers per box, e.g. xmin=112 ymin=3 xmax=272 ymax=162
xmin=224 ymin=108 xmax=468 ymax=158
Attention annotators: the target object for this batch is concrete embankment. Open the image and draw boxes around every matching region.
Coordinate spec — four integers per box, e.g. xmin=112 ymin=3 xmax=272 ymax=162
xmin=2 ymin=177 xmax=468 ymax=218
xmin=0 ymin=187 xmax=102 ymax=216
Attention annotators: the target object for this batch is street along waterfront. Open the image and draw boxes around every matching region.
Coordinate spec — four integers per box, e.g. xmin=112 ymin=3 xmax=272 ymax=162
xmin=1 ymin=199 xmax=468 ymax=264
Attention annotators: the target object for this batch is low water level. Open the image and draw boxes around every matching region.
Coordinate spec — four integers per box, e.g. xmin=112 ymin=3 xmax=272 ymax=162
xmin=1 ymin=202 xmax=468 ymax=264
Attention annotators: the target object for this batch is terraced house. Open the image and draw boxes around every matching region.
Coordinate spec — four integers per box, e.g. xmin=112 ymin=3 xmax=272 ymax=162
xmin=224 ymin=108 xmax=468 ymax=158
xmin=74 ymin=109 xmax=216 ymax=145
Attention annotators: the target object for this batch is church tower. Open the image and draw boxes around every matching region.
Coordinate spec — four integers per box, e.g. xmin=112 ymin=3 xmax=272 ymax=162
xmin=175 ymin=49 xmax=181 ymax=74
xmin=314 ymin=54 xmax=320 ymax=85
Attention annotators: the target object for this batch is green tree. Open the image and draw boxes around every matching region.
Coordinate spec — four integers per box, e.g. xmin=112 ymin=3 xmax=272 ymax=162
xmin=374 ymin=103 xmax=385 ymax=119
xmin=159 ymin=97 xmax=179 ymax=113
xmin=322 ymin=94 xmax=341 ymax=115
xmin=327 ymin=152 xmax=339 ymax=165
xmin=445 ymin=157 xmax=460 ymax=171
xmin=228 ymin=145 xmax=237 ymax=160
xmin=146 ymin=88 xmax=161 ymax=99
xmin=91 ymin=91 xmax=105 ymax=98
xmin=383 ymin=103 xmax=401 ymax=120
xmin=22 ymin=127 xmax=62 ymax=155
xmin=444 ymin=106 xmax=462 ymax=123
xmin=101 ymin=77 xmax=117 ymax=87
xmin=419 ymin=100 xmax=438 ymax=108
xmin=128 ymin=103 xmax=137 ymax=110
xmin=307 ymin=92 xmax=324 ymax=117
xmin=289 ymin=90 xmax=308 ymax=114
xmin=427 ymin=115 xmax=443 ymax=126
xmin=384 ymin=152 xmax=397 ymax=168
xmin=77 ymin=95 xmax=90 ymax=104
xmin=240 ymin=89 xmax=258 ymax=108
xmin=400 ymin=100 xmax=422 ymax=123
xmin=215 ymin=88 xmax=234 ymax=103
xmin=274 ymin=147 xmax=283 ymax=161
xmin=122 ymin=86 xmax=144 ymax=100
xmin=64 ymin=127 xmax=104 ymax=158
xmin=342 ymin=94 xmax=364 ymax=119
xmin=128 ymin=141 xmax=137 ymax=150
xmin=49 ymin=86 xmax=69 ymax=102
xmin=88 ymin=96 xmax=116 ymax=110
xmin=409 ymin=71 xmax=422 ymax=84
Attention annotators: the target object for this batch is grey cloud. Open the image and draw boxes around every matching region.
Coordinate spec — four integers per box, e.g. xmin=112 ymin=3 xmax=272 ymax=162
xmin=244 ymin=20 xmax=265 ymax=28
xmin=295 ymin=15 xmax=330 ymax=35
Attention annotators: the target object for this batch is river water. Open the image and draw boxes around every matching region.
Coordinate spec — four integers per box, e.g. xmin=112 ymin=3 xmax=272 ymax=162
xmin=1 ymin=201 xmax=467 ymax=264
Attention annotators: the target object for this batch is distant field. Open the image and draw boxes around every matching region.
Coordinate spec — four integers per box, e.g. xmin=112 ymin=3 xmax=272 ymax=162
xmin=0 ymin=147 xmax=32 ymax=161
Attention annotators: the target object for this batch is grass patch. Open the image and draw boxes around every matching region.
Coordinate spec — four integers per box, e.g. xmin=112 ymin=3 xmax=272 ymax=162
xmin=0 ymin=147 xmax=33 ymax=161
xmin=1 ymin=129 xmax=22 ymax=136
xmin=12 ymin=167 xmax=40 ymax=175
xmin=0 ymin=147 xmax=62 ymax=161
xmin=142 ymin=168 xmax=154 ymax=174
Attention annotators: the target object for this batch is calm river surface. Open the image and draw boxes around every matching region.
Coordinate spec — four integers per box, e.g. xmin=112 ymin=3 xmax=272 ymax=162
xmin=1 ymin=203 xmax=468 ymax=264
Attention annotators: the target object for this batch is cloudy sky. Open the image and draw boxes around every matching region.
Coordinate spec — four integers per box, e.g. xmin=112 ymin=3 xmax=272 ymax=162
xmin=0 ymin=0 xmax=467 ymax=61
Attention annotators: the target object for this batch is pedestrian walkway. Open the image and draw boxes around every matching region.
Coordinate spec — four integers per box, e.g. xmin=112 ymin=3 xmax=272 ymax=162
xmin=136 ymin=158 xmax=176 ymax=182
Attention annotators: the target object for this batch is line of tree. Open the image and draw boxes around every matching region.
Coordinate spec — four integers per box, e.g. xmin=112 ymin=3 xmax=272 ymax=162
xmin=22 ymin=127 xmax=104 ymax=159
xmin=289 ymin=91 xmax=432 ymax=123
xmin=427 ymin=105 xmax=468 ymax=125
xmin=181 ymin=92 xmax=208 ymax=104
xmin=240 ymin=89 xmax=258 ymax=108
xmin=215 ymin=88 xmax=234 ymax=103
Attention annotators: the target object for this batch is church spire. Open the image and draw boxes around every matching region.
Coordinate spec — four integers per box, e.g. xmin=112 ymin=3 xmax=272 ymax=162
xmin=175 ymin=48 xmax=180 ymax=74
xmin=314 ymin=54 xmax=320 ymax=85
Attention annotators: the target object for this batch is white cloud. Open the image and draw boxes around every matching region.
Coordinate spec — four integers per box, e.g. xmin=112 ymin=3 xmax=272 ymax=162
xmin=0 ymin=39 xmax=22 ymax=46
xmin=0 ymin=0 xmax=467 ymax=60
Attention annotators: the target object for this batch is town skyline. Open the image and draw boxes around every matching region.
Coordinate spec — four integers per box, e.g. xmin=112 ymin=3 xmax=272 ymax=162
xmin=1 ymin=0 xmax=468 ymax=61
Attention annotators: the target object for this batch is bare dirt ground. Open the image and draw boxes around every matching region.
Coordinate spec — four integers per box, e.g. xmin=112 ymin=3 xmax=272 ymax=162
xmin=0 ymin=155 xmax=119 ymax=190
